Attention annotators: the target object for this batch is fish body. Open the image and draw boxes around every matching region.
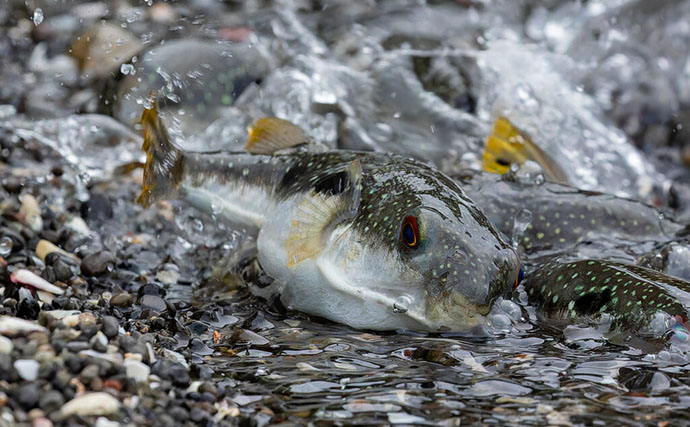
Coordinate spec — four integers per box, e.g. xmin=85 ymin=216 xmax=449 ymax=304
xmin=454 ymin=170 xmax=683 ymax=256
xmin=524 ymin=259 xmax=690 ymax=335
xmin=140 ymin=106 xmax=520 ymax=332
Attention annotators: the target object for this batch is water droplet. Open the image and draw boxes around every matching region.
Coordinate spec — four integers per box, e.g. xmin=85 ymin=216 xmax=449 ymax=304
xmin=0 ymin=236 xmax=13 ymax=257
xmin=511 ymin=208 xmax=532 ymax=250
xmin=32 ymin=8 xmax=44 ymax=26
xmin=120 ymin=63 xmax=135 ymax=75
xmin=393 ymin=295 xmax=412 ymax=314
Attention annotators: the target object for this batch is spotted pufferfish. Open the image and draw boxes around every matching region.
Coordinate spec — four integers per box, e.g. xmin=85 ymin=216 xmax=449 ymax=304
xmin=138 ymin=101 xmax=520 ymax=332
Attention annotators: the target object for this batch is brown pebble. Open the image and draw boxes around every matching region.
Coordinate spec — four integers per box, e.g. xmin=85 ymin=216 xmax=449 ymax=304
xmin=110 ymin=293 xmax=134 ymax=307
xmin=27 ymin=408 xmax=45 ymax=420
xmin=90 ymin=377 xmax=103 ymax=391
xmin=103 ymin=379 xmax=122 ymax=392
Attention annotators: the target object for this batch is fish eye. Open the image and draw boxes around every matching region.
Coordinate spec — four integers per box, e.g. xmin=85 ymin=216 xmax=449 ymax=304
xmin=401 ymin=216 xmax=420 ymax=248
xmin=496 ymin=158 xmax=511 ymax=167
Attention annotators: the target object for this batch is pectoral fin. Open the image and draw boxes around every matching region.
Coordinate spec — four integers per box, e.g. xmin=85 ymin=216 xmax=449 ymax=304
xmin=286 ymin=160 xmax=362 ymax=267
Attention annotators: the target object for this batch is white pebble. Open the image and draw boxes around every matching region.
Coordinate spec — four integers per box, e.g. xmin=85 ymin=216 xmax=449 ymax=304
xmin=60 ymin=392 xmax=121 ymax=417
xmin=0 ymin=316 xmax=47 ymax=337
xmin=124 ymin=360 xmax=150 ymax=383
xmin=0 ymin=336 xmax=13 ymax=354
xmin=14 ymin=359 xmax=40 ymax=381
xmin=10 ymin=269 xmax=64 ymax=295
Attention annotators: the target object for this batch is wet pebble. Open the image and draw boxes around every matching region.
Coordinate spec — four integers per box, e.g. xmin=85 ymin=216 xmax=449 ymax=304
xmin=151 ymin=359 xmax=190 ymax=386
xmin=81 ymin=251 xmax=116 ymax=276
xmin=109 ymin=292 xmax=133 ymax=307
xmin=140 ymin=294 xmax=166 ymax=312
xmin=101 ymin=316 xmax=119 ymax=339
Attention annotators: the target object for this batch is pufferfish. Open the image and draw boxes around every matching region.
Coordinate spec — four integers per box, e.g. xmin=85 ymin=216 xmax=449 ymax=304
xmin=138 ymin=101 xmax=520 ymax=332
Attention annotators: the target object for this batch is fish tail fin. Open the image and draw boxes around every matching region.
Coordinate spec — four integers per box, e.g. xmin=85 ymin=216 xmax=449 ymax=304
xmin=138 ymin=95 xmax=185 ymax=207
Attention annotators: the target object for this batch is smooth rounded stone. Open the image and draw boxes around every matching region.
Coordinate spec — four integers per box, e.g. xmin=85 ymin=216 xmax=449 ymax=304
xmin=0 ymin=336 xmax=13 ymax=354
xmin=15 ymin=382 xmax=40 ymax=409
xmin=35 ymin=240 xmax=78 ymax=263
xmin=101 ymin=316 xmax=119 ymax=339
xmin=155 ymin=269 xmax=179 ymax=285
xmin=94 ymin=416 xmax=121 ymax=427
xmin=90 ymin=331 xmax=108 ymax=352
xmin=0 ymin=316 xmax=48 ymax=337
xmin=19 ymin=194 xmax=43 ymax=232
xmin=124 ymin=359 xmax=150 ymax=383
xmin=81 ymin=251 xmax=116 ymax=276
xmin=64 ymin=216 xmax=90 ymax=236
xmin=31 ymin=417 xmax=53 ymax=427
xmin=62 ymin=312 xmax=97 ymax=328
xmin=60 ymin=392 xmax=121 ymax=417
xmin=109 ymin=293 xmax=133 ymax=307
xmin=117 ymin=336 xmax=146 ymax=356
xmin=140 ymin=295 xmax=166 ymax=313
xmin=40 ymin=310 xmax=81 ymax=324
xmin=151 ymin=359 xmax=190 ymax=386
xmin=79 ymin=364 xmax=101 ymax=383
xmin=38 ymin=390 xmax=65 ymax=413
xmin=198 ymin=382 xmax=217 ymax=397
xmin=52 ymin=258 xmax=76 ymax=282
xmin=14 ymin=359 xmax=40 ymax=381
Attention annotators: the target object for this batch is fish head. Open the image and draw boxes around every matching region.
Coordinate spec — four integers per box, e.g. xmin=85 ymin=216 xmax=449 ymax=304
xmin=393 ymin=192 xmax=521 ymax=331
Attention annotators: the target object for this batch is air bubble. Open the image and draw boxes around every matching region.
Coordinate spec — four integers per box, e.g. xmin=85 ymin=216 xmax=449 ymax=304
xmin=33 ymin=8 xmax=44 ymax=26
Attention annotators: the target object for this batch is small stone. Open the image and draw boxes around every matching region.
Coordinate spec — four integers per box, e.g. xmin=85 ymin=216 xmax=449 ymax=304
xmin=15 ymin=382 xmax=40 ymax=409
xmin=80 ymin=364 xmax=100 ymax=383
xmin=101 ymin=316 xmax=119 ymax=339
xmin=27 ymin=408 xmax=45 ymax=420
xmin=19 ymin=194 xmax=42 ymax=232
xmin=35 ymin=240 xmax=78 ymax=262
xmin=38 ymin=390 xmax=65 ymax=413
xmin=81 ymin=251 xmax=116 ymax=276
xmin=60 ymin=392 xmax=121 ymax=417
xmin=63 ymin=312 xmax=97 ymax=328
xmin=0 ymin=316 xmax=47 ymax=337
xmin=109 ymin=293 xmax=133 ymax=307
xmin=151 ymin=359 xmax=190 ymax=386
xmin=31 ymin=417 xmax=52 ymax=427
xmin=140 ymin=295 xmax=166 ymax=312
xmin=90 ymin=331 xmax=108 ymax=352
xmin=156 ymin=269 xmax=179 ymax=285
xmin=0 ymin=336 xmax=13 ymax=354
xmin=124 ymin=359 xmax=150 ymax=383
xmin=14 ymin=359 xmax=40 ymax=381
xmin=94 ymin=417 xmax=120 ymax=427
xmin=65 ymin=216 xmax=90 ymax=236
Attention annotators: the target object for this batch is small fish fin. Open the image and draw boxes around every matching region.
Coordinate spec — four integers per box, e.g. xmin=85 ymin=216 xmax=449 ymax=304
xmin=286 ymin=159 xmax=362 ymax=267
xmin=482 ymin=117 xmax=530 ymax=175
xmin=483 ymin=117 xmax=568 ymax=183
xmin=138 ymin=94 xmax=185 ymax=207
xmin=245 ymin=117 xmax=308 ymax=154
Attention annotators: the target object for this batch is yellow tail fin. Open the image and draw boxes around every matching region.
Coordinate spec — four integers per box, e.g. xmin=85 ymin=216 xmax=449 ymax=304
xmin=138 ymin=95 xmax=185 ymax=207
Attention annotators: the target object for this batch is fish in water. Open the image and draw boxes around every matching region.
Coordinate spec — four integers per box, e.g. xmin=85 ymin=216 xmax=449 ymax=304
xmin=523 ymin=259 xmax=690 ymax=339
xmin=138 ymin=102 xmax=520 ymax=332
xmin=454 ymin=169 xmax=684 ymax=256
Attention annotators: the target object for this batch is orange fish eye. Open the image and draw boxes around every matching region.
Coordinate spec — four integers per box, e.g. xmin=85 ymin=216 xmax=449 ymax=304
xmin=401 ymin=216 xmax=419 ymax=248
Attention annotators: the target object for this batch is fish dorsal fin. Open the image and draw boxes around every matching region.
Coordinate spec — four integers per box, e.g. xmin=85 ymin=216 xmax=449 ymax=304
xmin=286 ymin=159 xmax=362 ymax=267
xmin=482 ymin=117 xmax=568 ymax=183
xmin=245 ymin=117 xmax=308 ymax=154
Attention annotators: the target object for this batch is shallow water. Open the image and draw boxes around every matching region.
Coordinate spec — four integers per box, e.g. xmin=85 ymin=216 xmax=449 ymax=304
xmin=3 ymin=0 xmax=690 ymax=424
